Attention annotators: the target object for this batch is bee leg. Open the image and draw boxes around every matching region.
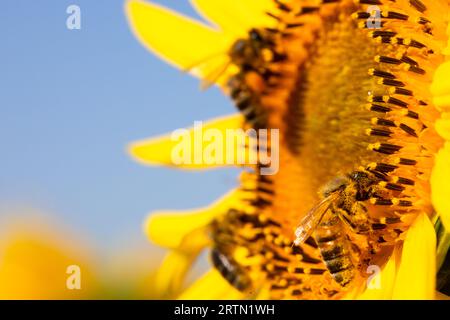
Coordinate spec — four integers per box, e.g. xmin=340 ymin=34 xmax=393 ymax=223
xmin=335 ymin=204 xmax=371 ymax=234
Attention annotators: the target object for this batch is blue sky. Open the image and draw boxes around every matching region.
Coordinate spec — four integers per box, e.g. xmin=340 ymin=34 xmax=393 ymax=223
xmin=0 ymin=0 xmax=240 ymax=253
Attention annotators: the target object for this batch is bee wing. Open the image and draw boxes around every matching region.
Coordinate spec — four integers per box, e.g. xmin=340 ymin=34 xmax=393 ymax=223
xmin=182 ymin=52 xmax=232 ymax=90
xmin=199 ymin=58 xmax=232 ymax=90
xmin=294 ymin=194 xmax=337 ymax=245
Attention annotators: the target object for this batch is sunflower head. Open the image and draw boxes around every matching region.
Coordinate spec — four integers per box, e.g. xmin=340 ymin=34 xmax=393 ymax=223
xmin=126 ymin=0 xmax=450 ymax=300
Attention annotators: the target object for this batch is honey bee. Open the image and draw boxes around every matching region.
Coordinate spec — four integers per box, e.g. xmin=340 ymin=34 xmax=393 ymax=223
xmin=228 ymin=28 xmax=280 ymax=72
xmin=186 ymin=28 xmax=284 ymax=128
xmin=294 ymin=171 xmax=380 ymax=287
xmin=211 ymin=247 xmax=252 ymax=291
xmin=197 ymin=28 xmax=281 ymax=87
xmin=227 ymin=28 xmax=285 ymax=128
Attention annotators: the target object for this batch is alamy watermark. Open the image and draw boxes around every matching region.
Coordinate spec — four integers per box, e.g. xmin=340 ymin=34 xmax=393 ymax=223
xmin=170 ymin=121 xmax=279 ymax=175
xmin=366 ymin=265 xmax=382 ymax=290
xmin=66 ymin=264 xmax=81 ymax=290
xmin=366 ymin=5 xmax=382 ymax=29
xmin=66 ymin=5 xmax=81 ymax=30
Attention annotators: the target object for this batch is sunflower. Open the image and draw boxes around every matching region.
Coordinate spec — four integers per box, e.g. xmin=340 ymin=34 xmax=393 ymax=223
xmin=125 ymin=0 xmax=450 ymax=300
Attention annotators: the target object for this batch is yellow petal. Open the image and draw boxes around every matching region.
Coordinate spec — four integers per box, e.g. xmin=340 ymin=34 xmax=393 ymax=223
xmin=431 ymin=61 xmax=450 ymax=112
xmin=357 ymin=247 xmax=399 ymax=300
xmin=436 ymin=224 xmax=450 ymax=271
xmin=435 ymin=115 xmax=450 ymax=141
xmin=145 ymin=189 xmax=240 ymax=249
xmin=177 ymin=269 xmax=244 ymax=300
xmin=155 ymin=250 xmax=201 ymax=298
xmin=431 ymin=142 xmax=450 ymax=231
xmin=129 ymin=114 xmax=252 ymax=169
xmin=392 ymin=213 xmax=436 ymax=300
xmin=125 ymin=0 xmax=231 ymax=76
xmin=190 ymin=0 xmax=276 ymax=36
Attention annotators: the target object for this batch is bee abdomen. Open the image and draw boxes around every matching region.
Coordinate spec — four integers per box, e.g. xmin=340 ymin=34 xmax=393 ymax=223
xmin=211 ymin=248 xmax=252 ymax=291
xmin=228 ymin=77 xmax=267 ymax=128
xmin=323 ymin=250 xmax=355 ymax=287
xmin=315 ymin=218 xmax=355 ymax=287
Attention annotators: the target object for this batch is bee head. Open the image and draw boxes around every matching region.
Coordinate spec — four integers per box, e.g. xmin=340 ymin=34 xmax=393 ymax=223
xmin=349 ymin=171 xmax=372 ymax=185
xmin=229 ymin=29 xmax=269 ymax=68
xmin=321 ymin=176 xmax=348 ymax=197
xmin=349 ymin=171 xmax=375 ymax=200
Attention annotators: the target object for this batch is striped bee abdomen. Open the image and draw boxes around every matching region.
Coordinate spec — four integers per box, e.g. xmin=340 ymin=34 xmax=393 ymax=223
xmin=314 ymin=211 xmax=355 ymax=287
xmin=211 ymin=247 xmax=252 ymax=292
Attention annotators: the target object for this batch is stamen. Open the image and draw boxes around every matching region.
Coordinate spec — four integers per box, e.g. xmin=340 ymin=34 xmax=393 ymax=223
xmin=367 ymin=103 xmax=391 ymax=113
xmin=368 ymin=143 xmax=403 ymax=155
xmin=386 ymin=97 xmax=408 ymax=108
xmin=381 ymin=11 xmax=409 ymax=21
xmin=399 ymin=109 xmax=419 ymax=119
xmin=356 ymin=0 xmax=382 ymax=5
xmin=403 ymin=64 xmax=426 ymax=75
xmin=404 ymin=38 xmax=427 ymax=49
xmin=389 ymin=87 xmax=413 ymax=96
xmin=400 ymin=55 xmax=419 ymax=67
xmin=378 ymin=78 xmax=405 ymax=87
xmin=295 ymin=7 xmax=320 ymax=16
xmin=391 ymin=198 xmax=413 ymax=207
xmin=366 ymin=128 xmax=392 ymax=137
xmin=379 ymin=182 xmax=405 ymax=192
xmin=274 ymin=0 xmax=291 ymax=12
xmin=392 ymin=176 xmax=415 ymax=186
xmin=396 ymin=158 xmax=418 ymax=166
xmin=375 ymin=55 xmax=401 ymax=65
xmin=416 ymin=17 xmax=430 ymax=25
xmin=384 ymin=217 xmax=402 ymax=224
xmin=369 ymin=68 xmax=396 ymax=79
xmin=370 ymin=31 xmax=397 ymax=38
xmin=371 ymin=223 xmax=387 ymax=230
xmin=368 ymin=162 xmax=398 ymax=172
xmin=266 ymin=12 xmax=281 ymax=21
xmin=353 ymin=12 xmax=370 ymax=19
xmin=399 ymin=123 xmax=418 ymax=137
xmin=367 ymin=169 xmax=389 ymax=181
xmin=371 ymin=118 xmax=396 ymax=127
xmin=409 ymin=0 xmax=427 ymax=13
xmin=370 ymin=198 xmax=393 ymax=206
xmin=286 ymin=23 xmax=304 ymax=29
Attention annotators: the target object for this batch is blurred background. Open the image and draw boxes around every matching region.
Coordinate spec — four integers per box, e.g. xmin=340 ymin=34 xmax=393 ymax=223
xmin=0 ymin=0 xmax=239 ymax=298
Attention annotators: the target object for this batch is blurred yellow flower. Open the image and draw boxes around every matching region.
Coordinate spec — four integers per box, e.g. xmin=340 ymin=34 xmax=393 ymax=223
xmin=0 ymin=214 xmax=166 ymax=299
xmin=0 ymin=218 xmax=99 ymax=299
xmin=102 ymin=242 xmax=168 ymax=299
xmin=126 ymin=0 xmax=450 ymax=299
